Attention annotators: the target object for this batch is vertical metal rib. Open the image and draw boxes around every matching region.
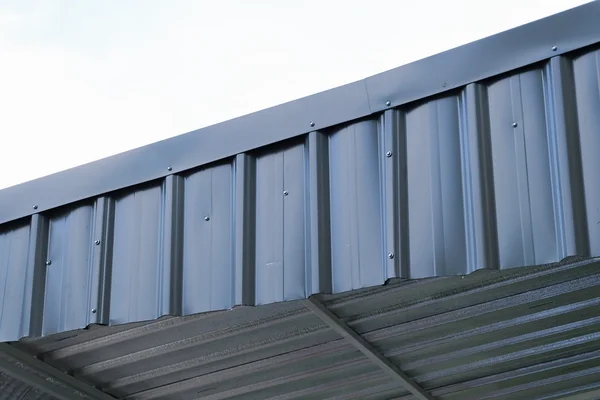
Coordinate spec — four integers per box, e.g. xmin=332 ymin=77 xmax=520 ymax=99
xmin=381 ymin=109 xmax=408 ymax=278
xmin=23 ymin=213 xmax=49 ymax=337
xmin=307 ymin=131 xmax=332 ymax=294
xmin=464 ymin=83 xmax=499 ymax=270
xmin=90 ymin=197 xmax=115 ymax=325
xmin=234 ymin=153 xmax=256 ymax=305
xmin=162 ymin=175 xmax=185 ymax=316
xmin=303 ymin=296 xmax=435 ymax=400
xmin=546 ymin=56 xmax=589 ymax=258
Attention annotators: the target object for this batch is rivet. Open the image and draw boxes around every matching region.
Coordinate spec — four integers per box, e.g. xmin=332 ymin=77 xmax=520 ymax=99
xmin=33 ymin=205 xmax=38 ymax=210
xmin=309 ymin=121 xmax=315 ymax=127
xmin=204 ymin=216 xmax=210 ymax=221
xmin=45 ymin=260 xmax=52 ymax=266
xmin=167 ymin=166 xmax=172 ymax=171
xmin=552 ymin=46 xmax=558 ymax=51
xmin=91 ymin=308 xmax=97 ymax=314
xmin=386 ymin=151 xmax=393 ymax=158
xmin=283 ymin=190 xmax=289 ymax=196
xmin=95 ymin=240 xmax=100 ymax=245
xmin=385 ymin=101 xmax=391 ymax=107
xmin=512 ymin=122 xmax=518 ymax=128
xmin=388 ymin=253 xmax=394 ymax=259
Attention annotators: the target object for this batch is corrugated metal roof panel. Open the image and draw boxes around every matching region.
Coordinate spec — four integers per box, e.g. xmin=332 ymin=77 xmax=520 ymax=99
xmin=1 ymin=10 xmax=600 ymax=399
xmin=329 ymin=120 xmax=386 ymax=291
xmin=12 ymin=257 xmax=600 ymax=400
xmin=43 ymin=203 xmax=96 ymax=336
xmin=2 ymin=44 xmax=600 ymax=342
xmin=182 ymin=162 xmax=234 ymax=313
xmin=0 ymin=372 xmax=56 ymax=400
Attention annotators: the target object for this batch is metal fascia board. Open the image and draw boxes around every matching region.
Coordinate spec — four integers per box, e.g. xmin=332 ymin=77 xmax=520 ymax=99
xmin=0 ymin=1 xmax=599 ymax=225
xmin=365 ymin=0 xmax=600 ymax=111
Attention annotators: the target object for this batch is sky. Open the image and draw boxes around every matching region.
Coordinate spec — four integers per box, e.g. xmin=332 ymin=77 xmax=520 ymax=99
xmin=0 ymin=0 xmax=592 ymax=190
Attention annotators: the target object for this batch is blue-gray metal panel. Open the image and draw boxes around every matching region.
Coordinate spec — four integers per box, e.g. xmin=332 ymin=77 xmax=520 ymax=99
xmin=2 ymin=2 xmax=600 ymax=226
xmin=255 ymin=143 xmax=307 ymax=304
xmin=461 ymin=84 xmax=499 ymax=272
xmin=0 ymin=223 xmax=31 ymax=342
xmin=42 ymin=204 xmax=95 ymax=336
xmin=406 ymin=95 xmax=468 ymax=278
xmin=488 ymin=74 xmax=531 ymax=268
xmin=572 ymin=48 xmax=600 ymax=255
xmin=109 ymin=185 xmax=165 ymax=325
xmin=182 ymin=163 xmax=234 ymax=313
xmin=487 ymin=66 xmax=586 ymax=269
xmin=487 ymin=75 xmax=526 ymax=268
xmin=521 ymin=69 xmax=564 ymax=262
xmin=3 ymin=16 xmax=600 ymax=345
xmin=329 ymin=120 xmax=385 ymax=293
xmin=89 ymin=197 xmax=115 ymax=326
xmin=545 ymin=56 xmax=589 ymax=258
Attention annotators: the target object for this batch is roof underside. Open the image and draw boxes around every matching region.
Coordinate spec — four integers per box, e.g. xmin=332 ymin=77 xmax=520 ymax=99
xmin=1 ymin=3 xmax=600 ymax=399
xmin=5 ymin=256 xmax=600 ymax=400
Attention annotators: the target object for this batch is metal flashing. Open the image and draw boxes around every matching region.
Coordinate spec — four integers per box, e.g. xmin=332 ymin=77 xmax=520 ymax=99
xmin=0 ymin=1 xmax=599 ymax=224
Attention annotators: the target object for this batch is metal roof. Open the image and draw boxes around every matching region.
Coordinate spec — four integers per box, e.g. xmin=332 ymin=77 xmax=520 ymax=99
xmin=2 ymin=2 xmax=600 ymax=399
xmin=6 ymin=256 xmax=600 ymax=399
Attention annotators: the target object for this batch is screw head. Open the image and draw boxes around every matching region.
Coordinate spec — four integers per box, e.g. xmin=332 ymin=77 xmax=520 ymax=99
xmin=95 ymin=240 xmax=100 ymax=245
xmin=388 ymin=253 xmax=395 ymax=259
xmin=204 ymin=216 xmax=210 ymax=221
xmin=33 ymin=205 xmax=38 ymax=210
xmin=91 ymin=308 xmax=97 ymax=314
xmin=552 ymin=46 xmax=558 ymax=51
xmin=45 ymin=260 xmax=52 ymax=266
xmin=167 ymin=166 xmax=173 ymax=171
xmin=309 ymin=121 xmax=315 ymax=128
xmin=385 ymin=100 xmax=391 ymax=107
xmin=283 ymin=190 xmax=289 ymax=196
xmin=512 ymin=122 xmax=518 ymax=128
xmin=386 ymin=151 xmax=393 ymax=158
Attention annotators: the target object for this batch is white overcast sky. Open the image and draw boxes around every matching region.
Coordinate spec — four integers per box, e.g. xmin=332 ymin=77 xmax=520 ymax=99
xmin=0 ymin=0 xmax=592 ymax=190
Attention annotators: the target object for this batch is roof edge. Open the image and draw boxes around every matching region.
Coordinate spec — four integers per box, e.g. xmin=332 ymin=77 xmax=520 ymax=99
xmin=1 ymin=1 xmax=599 ymax=225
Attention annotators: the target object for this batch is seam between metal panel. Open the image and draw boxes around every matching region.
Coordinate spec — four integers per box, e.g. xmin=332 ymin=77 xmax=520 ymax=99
xmin=303 ymin=296 xmax=435 ymax=400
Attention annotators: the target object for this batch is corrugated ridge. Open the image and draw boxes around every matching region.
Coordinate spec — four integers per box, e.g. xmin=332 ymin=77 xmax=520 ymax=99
xmin=339 ymin=258 xmax=600 ymax=400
